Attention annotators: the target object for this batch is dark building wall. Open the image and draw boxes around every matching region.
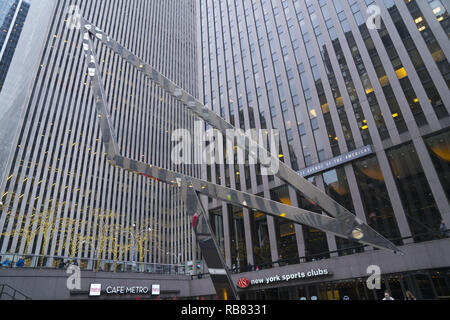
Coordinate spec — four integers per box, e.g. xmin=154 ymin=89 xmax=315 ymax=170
xmin=199 ymin=0 xmax=450 ymax=271
xmin=0 ymin=268 xmax=195 ymax=300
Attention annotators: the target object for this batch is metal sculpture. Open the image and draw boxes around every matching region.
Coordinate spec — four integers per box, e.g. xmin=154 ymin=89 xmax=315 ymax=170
xmin=79 ymin=18 xmax=402 ymax=300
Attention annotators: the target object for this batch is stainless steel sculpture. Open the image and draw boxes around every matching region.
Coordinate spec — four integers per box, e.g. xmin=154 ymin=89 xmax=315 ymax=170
xmin=80 ymin=18 xmax=402 ymax=300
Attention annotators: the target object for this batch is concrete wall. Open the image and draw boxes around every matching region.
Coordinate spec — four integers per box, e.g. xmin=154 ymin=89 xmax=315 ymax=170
xmin=0 ymin=268 xmax=196 ymax=300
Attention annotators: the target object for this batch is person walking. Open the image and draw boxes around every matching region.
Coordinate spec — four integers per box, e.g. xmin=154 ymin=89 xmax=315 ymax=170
xmin=15 ymin=257 xmax=25 ymax=268
xmin=405 ymin=290 xmax=417 ymax=300
xmin=440 ymin=220 xmax=449 ymax=238
xmin=382 ymin=290 xmax=395 ymax=300
xmin=1 ymin=259 xmax=12 ymax=267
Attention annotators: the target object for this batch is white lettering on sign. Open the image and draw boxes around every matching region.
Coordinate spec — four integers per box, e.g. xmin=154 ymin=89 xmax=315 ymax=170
xmin=298 ymin=146 xmax=373 ymax=177
xmin=105 ymin=286 xmax=150 ymax=294
xmin=249 ymin=268 xmax=330 ymax=286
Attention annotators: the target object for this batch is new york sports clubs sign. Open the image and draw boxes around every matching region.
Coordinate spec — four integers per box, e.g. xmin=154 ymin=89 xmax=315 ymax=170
xmin=237 ymin=268 xmax=331 ymax=288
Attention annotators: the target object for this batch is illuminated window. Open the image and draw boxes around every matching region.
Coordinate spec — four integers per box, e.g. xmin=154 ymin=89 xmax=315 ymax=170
xmin=395 ymin=67 xmax=408 ymax=80
xmin=335 ymin=96 xmax=344 ymax=107
xmin=379 ymin=75 xmax=389 ymax=87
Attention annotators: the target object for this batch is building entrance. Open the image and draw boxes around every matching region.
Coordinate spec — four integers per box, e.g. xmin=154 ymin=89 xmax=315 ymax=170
xmin=239 ymin=268 xmax=450 ymax=300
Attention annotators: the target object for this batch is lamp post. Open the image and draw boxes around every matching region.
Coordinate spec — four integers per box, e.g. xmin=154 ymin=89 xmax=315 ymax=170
xmin=0 ymin=201 xmax=13 ymax=210
xmin=165 ymin=251 xmax=182 ymax=265
xmin=123 ymin=224 xmax=151 ymax=269
xmin=81 ymin=240 xmax=98 ymax=271
xmin=166 ymin=252 xmax=184 ymax=274
xmin=150 ymin=246 xmax=183 ymax=273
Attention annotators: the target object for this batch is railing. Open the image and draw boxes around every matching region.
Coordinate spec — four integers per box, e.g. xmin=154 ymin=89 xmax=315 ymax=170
xmin=230 ymin=229 xmax=450 ymax=274
xmin=0 ymin=252 xmax=189 ymax=275
xmin=0 ymin=284 xmax=31 ymax=300
xmin=1 ymin=230 xmax=448 ymax=276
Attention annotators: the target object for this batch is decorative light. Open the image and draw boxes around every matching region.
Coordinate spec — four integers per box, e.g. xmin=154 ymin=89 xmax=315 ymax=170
xmin=352 ymin=228 xmax=364 ymax=240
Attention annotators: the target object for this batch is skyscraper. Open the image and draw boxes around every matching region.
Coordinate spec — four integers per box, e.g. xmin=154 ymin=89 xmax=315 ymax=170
xmin=0 ymin=0 xmax=199 ymax=269
xmin=0 ymin=0 xmax=30 ymax=92
xmin=199 ymin=0 xmax=450 ymax=298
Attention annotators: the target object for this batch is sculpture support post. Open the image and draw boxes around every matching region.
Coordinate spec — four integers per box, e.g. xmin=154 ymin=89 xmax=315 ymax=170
xmin=182 ymin=179 xmax=238 ymax=300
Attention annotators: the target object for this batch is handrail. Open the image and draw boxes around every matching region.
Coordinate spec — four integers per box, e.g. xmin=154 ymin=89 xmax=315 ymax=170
xmin=230 ymin=229 xmax=450 ymax=273
xmin=0 ymin=252 xmax=189 ymax=275
xmin=1 ymin=230 xmax=448 ymax=277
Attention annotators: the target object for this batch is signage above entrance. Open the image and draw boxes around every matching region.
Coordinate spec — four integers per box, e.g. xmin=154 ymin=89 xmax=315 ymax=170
xmin=298 ymin=145 xmax=373 ymax=177
xmin=88 ymin=283 xmax=160 ymax=296
xmin=238 ymin=268 xmax=332 ymax=288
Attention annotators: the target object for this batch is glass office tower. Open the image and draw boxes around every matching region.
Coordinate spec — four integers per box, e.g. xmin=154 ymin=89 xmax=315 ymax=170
xmin=0 ymin=0 xmax=199 ymax=269
xmin=199 ymin=0 xmax=450 ymax=274
xmin=0 ymin=0 xmax=30 ymax=93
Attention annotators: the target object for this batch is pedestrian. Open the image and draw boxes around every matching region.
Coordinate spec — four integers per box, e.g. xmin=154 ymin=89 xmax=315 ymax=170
xmin=439 ymin=220 xmax=449 ymax=238
xmin=1 ymin=259 xmax=11 ymax=267
xmin=15 ymin=257 xmax=25 ymax=268
xmin=405 ymin=290 xmax=417 ymax=300
xmin=382 ymin=290 xmax=395 ymax=300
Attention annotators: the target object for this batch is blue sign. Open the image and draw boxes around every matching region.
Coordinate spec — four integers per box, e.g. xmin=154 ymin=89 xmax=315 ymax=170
xmin=298 ymin=145 xmax=373 ymax=177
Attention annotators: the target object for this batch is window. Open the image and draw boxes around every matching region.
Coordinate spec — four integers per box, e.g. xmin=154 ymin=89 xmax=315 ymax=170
xmin=270 ymin=186 xmax=299 ymax=265
xmin=322 ymin=167 xmax=364 ymax=256
xmin=227 ymin=204 xmax=247 ymax=272
xmin=353 ymin=155 xmax=402 ymax=244
xmin=250 ymin=194 xmax=272 ymax=269
xmin=387 ymin=143 xmax=443 ymax=242
xmin=424 ymin=130 xmax=450 ymax=201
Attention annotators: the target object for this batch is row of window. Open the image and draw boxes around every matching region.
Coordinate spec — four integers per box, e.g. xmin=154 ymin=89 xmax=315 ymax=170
xmin=208 ymin=129 xmax=450 ymax=270
xmin=201 ymin=0 xmax=450 ymax=197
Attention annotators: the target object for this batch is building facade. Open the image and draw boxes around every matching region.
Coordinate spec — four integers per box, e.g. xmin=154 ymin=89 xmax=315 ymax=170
xmin=199 ymin=0 xmax=450 ymax=299
xmin=0 ymin=0 xmax=30 ymax=94
xmin=0 ymin=0 xmax=450 ymax=301
xmin=0 ymin=0 xmax=200 ymax=270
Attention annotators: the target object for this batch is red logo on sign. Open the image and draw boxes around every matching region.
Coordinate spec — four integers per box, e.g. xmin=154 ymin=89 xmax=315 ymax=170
xmin=237 ymin=278 xmax=250 ymax=289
